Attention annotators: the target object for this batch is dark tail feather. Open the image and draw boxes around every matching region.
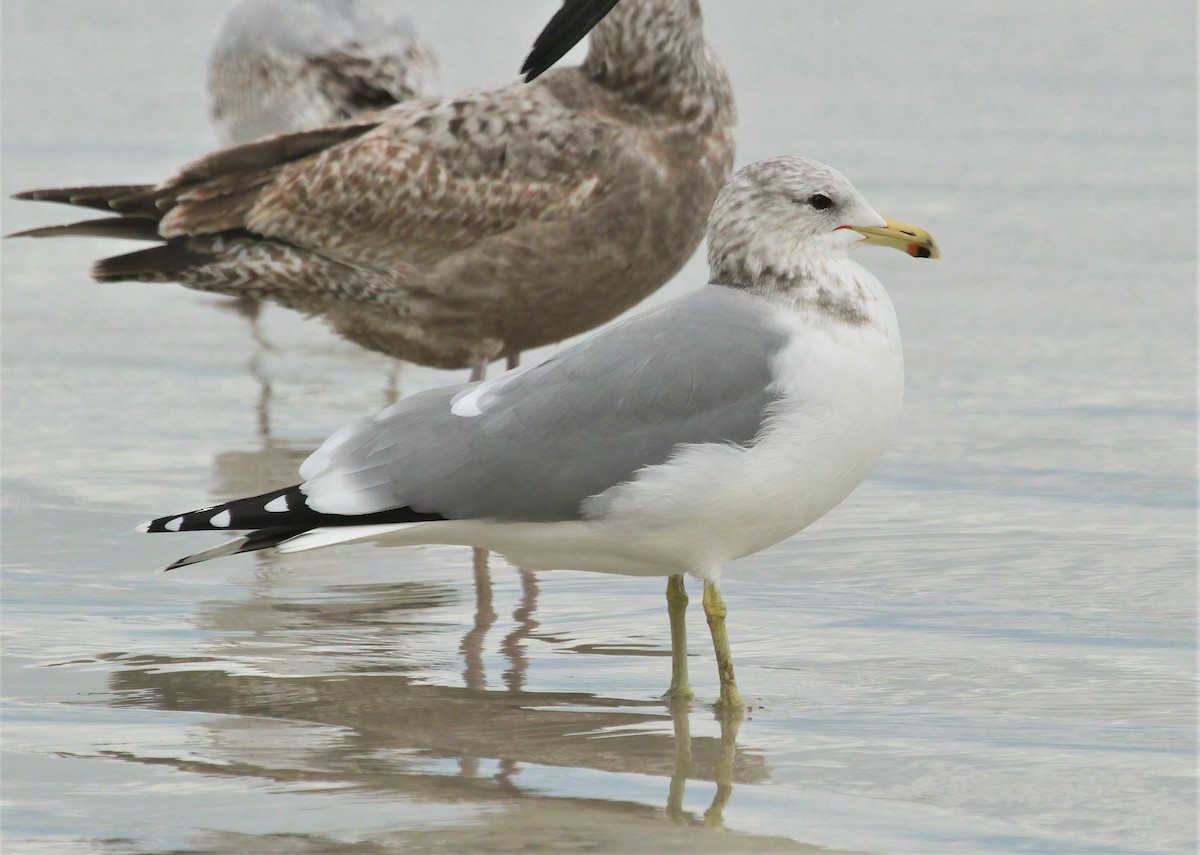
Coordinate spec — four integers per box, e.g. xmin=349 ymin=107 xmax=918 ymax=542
xmin=521 ymin=0 xmax=620 ymax=81
xmin=165 ymin=527 xmax=309 ymax=571
xmin=92 ymin=243 xmax=215 ymax=282
xmin=141 ymin=484 xmax=447 ymax=569
xmin=12 ymin=122 xmax=380 ymax=232
xmin=12 ymin=184 xmax=156 ymax=212
xmin=9 ymin=216 xmax=161 ymax=241
xmin=141 ymin=484 xmax=446 ymax=533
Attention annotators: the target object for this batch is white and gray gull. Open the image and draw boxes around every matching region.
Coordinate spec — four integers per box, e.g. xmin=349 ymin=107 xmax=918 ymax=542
xmin=136 ymin=158 xmax=940 ymax=710
xmin=13 ymin=0 xmax=735 ymax=379
xmin=208 ymin=0 xmax=439 ymax=147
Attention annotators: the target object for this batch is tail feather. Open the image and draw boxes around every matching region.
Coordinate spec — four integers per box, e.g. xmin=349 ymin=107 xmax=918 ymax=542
xmin=12 ymin=120 xmax=381 ymax=231
xmin=12 ymin=184 xmax=155 ymax=213
xmin=92 ymin=243 xmax=216 ymax=283
xmin=164 ymin=527 xmax=308 ymax=571
xmin=141 ymin=485 xmax=447 ymax=569
xmin=10 ymin=216 xmax=161 ymax=242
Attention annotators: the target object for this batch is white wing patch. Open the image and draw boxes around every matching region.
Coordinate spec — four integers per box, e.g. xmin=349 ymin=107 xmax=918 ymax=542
xmin=300 ymin=472 xmax=381 ymax=516
xmin=450 ymin=368 xmax=528 ymax=418
xmin=450 ymin=385 xmax=487 ymax=418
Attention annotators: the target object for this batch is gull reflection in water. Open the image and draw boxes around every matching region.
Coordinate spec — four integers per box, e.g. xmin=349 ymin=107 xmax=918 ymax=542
xmin=215 ymin=295 xmax=406 ymax=439
xmin=210 ymin=337 xmax=523 ymax=695
xmin=95 ymin=565 xmax=778 ymax=847
xmin=122 ymin=417 xmax=796 ymax=849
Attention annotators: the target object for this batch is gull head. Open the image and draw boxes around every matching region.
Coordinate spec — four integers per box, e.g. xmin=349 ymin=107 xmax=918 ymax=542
xmin=706 ymin=156 xmax=938 ymax=289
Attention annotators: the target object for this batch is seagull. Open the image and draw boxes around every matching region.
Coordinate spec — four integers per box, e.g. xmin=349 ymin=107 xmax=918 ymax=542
xmin=208 ymin=0 xmax=438 ymax=147
xmin=12 ymin=0 xmax=735 ymax=381
xmin=137 ymin=157 xmax=940 ymax=710
xmin=206 ymin=0 xmax=439 ymax=357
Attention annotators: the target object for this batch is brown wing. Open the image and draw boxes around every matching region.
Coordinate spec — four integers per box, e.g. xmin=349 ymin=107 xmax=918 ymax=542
xmin=157 ymin=83 xmax=609 ymax=270
xmin=12 ymin=122 xmax=380 ymax=222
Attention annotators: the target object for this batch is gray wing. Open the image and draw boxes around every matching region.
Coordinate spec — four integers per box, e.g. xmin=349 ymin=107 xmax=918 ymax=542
xmin=213 ymin=0 xmax=426 ymax=59
xmin=299 ymin=287 xmax=789 ymax=522
xmin=209 ymin=0 xmax=438 ymax=145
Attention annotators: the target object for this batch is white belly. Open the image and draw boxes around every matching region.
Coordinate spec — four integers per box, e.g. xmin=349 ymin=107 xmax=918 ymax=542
xmin=576 ymin=308 xmax=905 ymax=573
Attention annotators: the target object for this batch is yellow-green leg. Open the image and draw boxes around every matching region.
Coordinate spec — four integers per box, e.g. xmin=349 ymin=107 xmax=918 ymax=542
xmin=702 ymin=580 xmax=744 ymax=712
xmin=663 ymin=574 xmax=694 ymax=701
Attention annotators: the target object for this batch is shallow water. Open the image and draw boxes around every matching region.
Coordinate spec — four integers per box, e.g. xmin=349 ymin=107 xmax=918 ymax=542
xmin=1 ymin=2 xmax=1196 ymax=853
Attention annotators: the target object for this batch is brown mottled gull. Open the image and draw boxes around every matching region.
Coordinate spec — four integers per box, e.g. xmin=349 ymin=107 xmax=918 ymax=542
xmin=135 ymin=157 xmax=940 ymax=710
xmin=208 ymin=0 xmax=439 ymax=147
xmin=14 ymin=0 xmax=735 ymax=379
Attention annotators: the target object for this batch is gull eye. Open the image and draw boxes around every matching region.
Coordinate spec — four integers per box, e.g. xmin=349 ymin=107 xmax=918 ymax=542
xmin=807 ymin=193 xmax=834 ymax=210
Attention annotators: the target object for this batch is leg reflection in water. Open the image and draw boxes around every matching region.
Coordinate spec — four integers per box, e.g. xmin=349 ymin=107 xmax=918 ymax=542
xmin=502 ymin=568 xmax=540 ymax=693
xmin=459 ymin=551 xmax=541 ymax=697
xmin=666 ymin=700 xmax=695 ymax=821
xmin=703 ymin=707 xmax=741 ymax=828
xmin=461 ymin=549 xmax=541 ymax=784
xmin=460 ymin=547 xmax=497 ymax=692
xmin=667 ymin=701 xmax=743 ymax=829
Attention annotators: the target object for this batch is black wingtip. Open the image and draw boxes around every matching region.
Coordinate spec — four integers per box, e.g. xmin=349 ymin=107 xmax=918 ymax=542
xmin=520 ymin=0 xmax=621 ymax=82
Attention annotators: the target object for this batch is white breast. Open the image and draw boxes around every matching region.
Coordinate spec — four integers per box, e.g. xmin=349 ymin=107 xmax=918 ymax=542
xmin=586 ymin=264 xmax=904 ymax=573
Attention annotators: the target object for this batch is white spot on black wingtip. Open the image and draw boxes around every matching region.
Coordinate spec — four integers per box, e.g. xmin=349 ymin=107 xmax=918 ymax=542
xmin=135 ymin=521 xmax=151 ymax=533
xmin=265 ymin=495 xmax=290 ymax=513
xmin=165 ymin=517 xmax=184 ymax=532
xmin=209 ymin=510 xmax=232 ymax=528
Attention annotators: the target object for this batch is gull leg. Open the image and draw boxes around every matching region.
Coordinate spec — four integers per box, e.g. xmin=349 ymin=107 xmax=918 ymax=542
xmin=247 ymin=346 xmax=273 ymax=440
xmin=505 ymin=352 xmax=521 ymax=371
xmin=383 ymin=361 xmax=402 ymax=407
xmin=702 ymin=580 xmax=744 ymax=712
xmin=662 ymin=574 xmax=693 ymax=701
xmin=469 ymin=340 xmax=505 ymax=382
xmin=225 ymin=294 xmax=270 ymax=350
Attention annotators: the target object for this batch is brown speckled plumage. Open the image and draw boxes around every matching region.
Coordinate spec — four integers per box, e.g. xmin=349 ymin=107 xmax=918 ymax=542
xmin=17 ymin=0 xmax=735 ymax=370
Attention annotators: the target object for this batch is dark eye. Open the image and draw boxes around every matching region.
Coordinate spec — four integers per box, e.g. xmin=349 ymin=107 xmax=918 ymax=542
xmin=807 ymin=193 xmax=834 ymax=210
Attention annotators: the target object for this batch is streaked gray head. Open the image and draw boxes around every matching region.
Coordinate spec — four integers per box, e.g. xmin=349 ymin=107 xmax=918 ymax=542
xmin=705 ymin=157 xmax=886 ymax=289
